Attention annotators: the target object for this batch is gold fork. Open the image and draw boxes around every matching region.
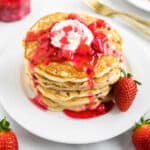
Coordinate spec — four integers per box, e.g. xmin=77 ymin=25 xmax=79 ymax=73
xmin=83 ymin=0 xmax=150 ymax=37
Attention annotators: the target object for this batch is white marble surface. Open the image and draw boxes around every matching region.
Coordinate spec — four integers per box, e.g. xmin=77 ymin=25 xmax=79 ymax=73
xmin=0 ymin=0 xmax=150 ymax=149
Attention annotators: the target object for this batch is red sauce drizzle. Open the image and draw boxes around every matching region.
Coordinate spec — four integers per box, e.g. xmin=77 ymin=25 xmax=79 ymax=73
xmin=64 ymin=101 xmax=114 ymax=119
xmin=32 ymin=75 xmax=38 ymax=87
xmin=67 ymin=13 xmax=88 ymax=25
xmin=88 ymin=92 xmax=95 ymax=110
xmin=60 ymin=36 xmax=69 ymax=45
xmin=25 ymin=14 xmax=122 ymax=118
xmin=30 ymin=92 xmax=48 ymax=111
xmin=25 ymin=15 xmax=121 ymax=72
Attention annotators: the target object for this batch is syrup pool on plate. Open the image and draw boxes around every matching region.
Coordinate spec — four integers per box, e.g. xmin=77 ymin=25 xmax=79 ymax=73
xmin=30 ymin=92 xmax=48 ymax=111
xmin=64 ymin=101 xmax=114 ymax=119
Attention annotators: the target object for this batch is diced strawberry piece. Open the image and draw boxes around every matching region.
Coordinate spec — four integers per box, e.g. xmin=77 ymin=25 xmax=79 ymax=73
xmin=63 ymin=25 xmax=73 ymax=32
xmin=60 ymin=36 xmax=69 ymax=45
xmin=94 ymin=31 xmax=108 ymax=40
xmin=88 ymin=19 xmax=110 ymax=33
xmin=61 ymin=50 xmax=73 ymax=60
xmin=38 ymin=40 xmax=49 ymax=49
xmin=38 ymin=32 xmax=51 ymax=42
xmin=96 ymin=19 xmax=107 ymax=28
xmin=48 ymin=46 xmax=57 ymax=56
xmin=25 ymin=32 xmax=37 ymax=42
xmin=76 ymin=44 xmax=94 ymax=56
xmin=88 ymin=22 xmax=97 ymax=33
xmin=68 ymin=13 xmax=87 ymax=25
xmin=92 ymin=38 xmax=104 ymax=53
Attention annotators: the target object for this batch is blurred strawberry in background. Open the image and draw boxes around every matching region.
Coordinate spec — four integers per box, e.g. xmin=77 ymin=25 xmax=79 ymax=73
xmin=132 ymin=117 xmax=150 ymax=150
xmin=0 ymin=0 xmax=30 ymax=22
xmin=0 ymin=117 xmax=18 ymax=150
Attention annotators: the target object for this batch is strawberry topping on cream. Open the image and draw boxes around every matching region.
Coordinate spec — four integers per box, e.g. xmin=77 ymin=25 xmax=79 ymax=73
xmin=50 ymin=20 xmax=94 ymax=51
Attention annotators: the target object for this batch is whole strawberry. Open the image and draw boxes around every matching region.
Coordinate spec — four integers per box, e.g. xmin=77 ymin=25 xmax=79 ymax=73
xmin=132 ymin=117 xmax=150 ymax=150
xmin=0 ymin=117 xmax=18 ymax=150
xmin=113 ymin=69 xmax=141 ymax=112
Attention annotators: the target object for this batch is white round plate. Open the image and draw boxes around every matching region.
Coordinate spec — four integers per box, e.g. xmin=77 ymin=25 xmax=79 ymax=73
xmin=126 ymin=0 xmax=150 ymax=12
xmin=0 ymin=0 xmax=150 ymax=144
xmin=0 ymin=27 xmax=150 ymax=144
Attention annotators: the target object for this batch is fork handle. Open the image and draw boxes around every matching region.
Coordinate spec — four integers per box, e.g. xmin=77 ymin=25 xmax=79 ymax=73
xmin=120 ymin=15 xmax=150 ymax=37
xmin=112 ymin=11 xmax=150 ymax=27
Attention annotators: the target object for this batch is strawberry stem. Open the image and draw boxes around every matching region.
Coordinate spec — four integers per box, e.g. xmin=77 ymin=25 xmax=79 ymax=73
xmin=0 ymin=117 xmax=11 ymax=132
xmin=121 ymin=68 xmax=133 ymax=77
xmin=121 ymin=68 xmax=127 ymax=77
xmin=134 ymin=80 xmax=142 ymax=85
xmin=145 ymin=119 xmax=150 ymax=124
xmin=133 ymin=117 xmax=150 ymax=131
xmin=140 ymin=117 xmax=144 ymax=124
xmin=127 ymin=73 xmax=133 ymax=78
xmin=121 ymin=68 xmax=142 ymax=86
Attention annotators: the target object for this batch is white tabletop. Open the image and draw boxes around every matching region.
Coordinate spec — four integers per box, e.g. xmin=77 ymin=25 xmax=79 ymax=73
xmin=0 ymin=0 xmax=150 ymax=149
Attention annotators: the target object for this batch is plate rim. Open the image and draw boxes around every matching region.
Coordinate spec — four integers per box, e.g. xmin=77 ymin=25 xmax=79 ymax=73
xmin=0 ymin=21 xmax=150 ymax=144
xmin=126 ymin=0 xmax=150 ymax=12
xmin=0 ymin=100 xmax=144 ymax=144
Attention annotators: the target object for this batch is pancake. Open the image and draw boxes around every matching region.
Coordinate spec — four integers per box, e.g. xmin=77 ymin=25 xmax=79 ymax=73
xmin=42 ymin=96 xmax=102 ymax=112
xmin=23 ymin=12 xmax=123 ymax=112
xmin=33 ymin=56 xmax=120 ymax=82
xmin=36 ymin=85 xmax=110 ymax=101
xmin=26 ymin=66 xmax=112 ymax=111
xmin=26 ymin=64 xmax=120 ymax=91
xmin=24 ymin=12 xmax=122 ymax=82
xmin=26 ymin=72 xmax=111 ymax=103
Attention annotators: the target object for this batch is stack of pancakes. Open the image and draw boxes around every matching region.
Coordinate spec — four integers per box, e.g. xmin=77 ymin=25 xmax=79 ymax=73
xmin=23 ymin=12 xmax=122 ymax=111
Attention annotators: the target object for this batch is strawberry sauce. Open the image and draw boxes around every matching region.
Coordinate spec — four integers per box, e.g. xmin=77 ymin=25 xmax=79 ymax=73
xmin=64 ymin=101 xmax=114 ymax=119
xmin=88 ymin=92 xmax=95 ymax=110
xmin=30 ymin=92 xmax=48 ymax=111
xmin=25 ymin=14 xmax=121 ymax=119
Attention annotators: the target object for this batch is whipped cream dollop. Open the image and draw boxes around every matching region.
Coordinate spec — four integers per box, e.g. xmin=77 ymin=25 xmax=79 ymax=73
xmin=50 ymin=20 xmax=94 ymax=51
